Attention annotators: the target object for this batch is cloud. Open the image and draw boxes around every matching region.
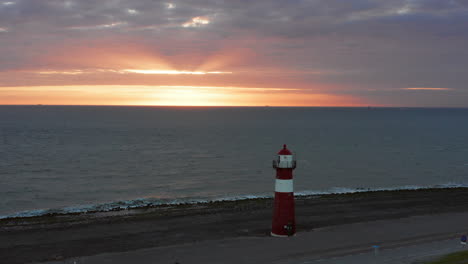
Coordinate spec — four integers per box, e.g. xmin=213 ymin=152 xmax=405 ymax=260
xmin=182 ymin=16 xmax=210 ymax=28
xmin=126 ymin=9 xmax=139 ymax=15
xmin=157 ymin=85 xmax=300 ymax=91
xmin=1 ymin=0 xmax=468 ymax=106
xmin=68 ymin=22 xmax=128 ymax=30
xmin=37 ymin=70 xmax=85 ymax=75
xmin=122 ymin=69 xmax=230 ymax=75
xmin=402 ymin=87 xmax=454 ymax=91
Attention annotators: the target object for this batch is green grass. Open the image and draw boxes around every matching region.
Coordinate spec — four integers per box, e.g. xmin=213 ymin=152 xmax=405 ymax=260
xmin=425 ymin=250 xmax=468 ymax=264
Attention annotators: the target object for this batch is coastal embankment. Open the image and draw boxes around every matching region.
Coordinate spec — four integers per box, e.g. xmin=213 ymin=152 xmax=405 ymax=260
xmin=2 ymin=188 xmax=468 ymax=263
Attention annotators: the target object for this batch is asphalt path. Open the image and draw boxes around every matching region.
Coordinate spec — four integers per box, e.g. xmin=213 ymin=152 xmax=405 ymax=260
xmin=40 ymin=212 xmax=468 ymax=264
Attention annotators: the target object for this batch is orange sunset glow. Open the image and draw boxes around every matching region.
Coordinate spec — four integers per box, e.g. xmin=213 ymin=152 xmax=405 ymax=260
xmin=1 ymin=0 xmax=466 ymax=107
xmin=0 ymin=38 xmax=368 ymax=106
xmin=0 ymin=85 xmax=365 ymax=106
xmin=0 ymin=36 xmax=369 ymax=106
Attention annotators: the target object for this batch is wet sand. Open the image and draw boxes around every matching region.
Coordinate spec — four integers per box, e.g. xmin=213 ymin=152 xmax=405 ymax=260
xmin=2 ymin=188 xmax=468 ymax=263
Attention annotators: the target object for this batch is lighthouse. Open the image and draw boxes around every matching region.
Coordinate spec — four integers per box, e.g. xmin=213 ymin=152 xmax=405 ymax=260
xmin=271 ymin=144 xmax=296 ymax=237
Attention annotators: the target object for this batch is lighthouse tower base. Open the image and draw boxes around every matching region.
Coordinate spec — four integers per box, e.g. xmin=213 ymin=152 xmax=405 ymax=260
xmin=271 ymin=190 xmax=296 ymax=237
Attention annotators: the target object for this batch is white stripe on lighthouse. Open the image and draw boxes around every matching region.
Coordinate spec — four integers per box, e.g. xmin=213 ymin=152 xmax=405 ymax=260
xmin=275 ymin=179 xmax=294 ymax=193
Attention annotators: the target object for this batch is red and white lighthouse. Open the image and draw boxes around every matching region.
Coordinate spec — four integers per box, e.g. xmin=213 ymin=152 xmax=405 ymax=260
xmin=271 ymin=144 xmax=296 ymax=237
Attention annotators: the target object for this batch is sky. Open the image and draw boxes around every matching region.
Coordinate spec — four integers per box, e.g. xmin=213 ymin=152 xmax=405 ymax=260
xmin=0 ymin=0 xmax=468 ymax=107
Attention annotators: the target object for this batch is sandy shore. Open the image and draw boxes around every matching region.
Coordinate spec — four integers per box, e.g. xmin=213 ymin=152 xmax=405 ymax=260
xmin=2 ymin=188 xmax=468 ymax=263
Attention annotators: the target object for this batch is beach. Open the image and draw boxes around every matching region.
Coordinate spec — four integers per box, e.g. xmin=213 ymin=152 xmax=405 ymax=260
xmin=2 ymin=188 xmax=468 ymax=263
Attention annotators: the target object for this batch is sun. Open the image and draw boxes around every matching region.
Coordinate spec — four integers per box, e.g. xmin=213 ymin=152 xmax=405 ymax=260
xmin=151 ymin=87 xmax=231 ymax=106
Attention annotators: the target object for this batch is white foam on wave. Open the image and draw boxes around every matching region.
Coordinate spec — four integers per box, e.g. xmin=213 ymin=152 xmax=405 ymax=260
xmin=2 ymin=182 xmax=468 ymax=220
xmin=295 ymin=182 xmax=468 ymax=196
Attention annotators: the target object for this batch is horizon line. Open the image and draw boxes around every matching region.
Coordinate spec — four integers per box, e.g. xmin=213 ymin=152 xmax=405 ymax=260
xmin=1 ymin=104 xmax=468 ymax=109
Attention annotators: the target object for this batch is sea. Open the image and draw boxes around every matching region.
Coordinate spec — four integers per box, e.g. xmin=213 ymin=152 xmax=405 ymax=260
xmin=1 ymin=106 xmax=468 ymax=219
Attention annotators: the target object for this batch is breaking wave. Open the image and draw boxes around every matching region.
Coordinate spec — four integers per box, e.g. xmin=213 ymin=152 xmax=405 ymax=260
xmin=2 ymin=182 xmax=467 ymax=220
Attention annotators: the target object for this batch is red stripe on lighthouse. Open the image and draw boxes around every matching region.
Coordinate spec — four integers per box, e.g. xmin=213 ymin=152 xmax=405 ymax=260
xmin=271 ymin=144 xmax=296 ymax=237
xmin=276 ymin=168 xmax=293 ymax=180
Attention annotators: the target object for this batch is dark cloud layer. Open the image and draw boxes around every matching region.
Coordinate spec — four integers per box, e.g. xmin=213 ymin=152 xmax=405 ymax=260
xmin=1 ymin=0 xmax=468 ymax=106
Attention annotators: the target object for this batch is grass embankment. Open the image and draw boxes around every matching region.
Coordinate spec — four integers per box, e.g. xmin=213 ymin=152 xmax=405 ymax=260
xmin=426 ymin=250 xmax=468 ymax=264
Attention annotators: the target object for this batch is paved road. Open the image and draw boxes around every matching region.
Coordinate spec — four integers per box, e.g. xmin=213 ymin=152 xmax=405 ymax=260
xmin=291 ymin=238 xmax=465 ymax=264
xmin=40 ymin=212 xmax=468 ymax=264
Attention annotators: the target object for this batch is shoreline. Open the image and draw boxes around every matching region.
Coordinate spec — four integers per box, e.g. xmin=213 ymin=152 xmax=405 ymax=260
xmin=2 ymin=188 xmax=468 ymax=263
xmin=2 ymin=185 xmax=467 ymax=221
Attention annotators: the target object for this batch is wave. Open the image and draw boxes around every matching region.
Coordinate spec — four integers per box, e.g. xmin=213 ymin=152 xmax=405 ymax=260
xmin=2 ymin=182 xmax=468 ymax=220
xmin=295 ymin=182 xmax=468 ymax=196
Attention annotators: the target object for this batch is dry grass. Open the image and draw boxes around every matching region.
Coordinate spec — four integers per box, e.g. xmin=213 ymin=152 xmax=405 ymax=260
xmin=425 ymin=250 xmax=468 ymax=264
